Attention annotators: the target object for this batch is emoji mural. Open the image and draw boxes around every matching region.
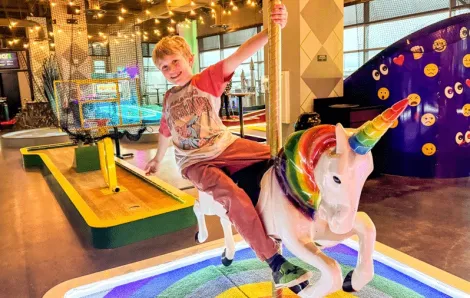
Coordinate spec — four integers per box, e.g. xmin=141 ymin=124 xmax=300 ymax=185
xmin=343 ymin=14 xmax=470 ymax=178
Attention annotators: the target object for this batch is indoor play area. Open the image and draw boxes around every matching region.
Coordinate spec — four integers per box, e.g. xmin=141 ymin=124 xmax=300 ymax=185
xmin=1 ymin=1 xmax=470 ymax=298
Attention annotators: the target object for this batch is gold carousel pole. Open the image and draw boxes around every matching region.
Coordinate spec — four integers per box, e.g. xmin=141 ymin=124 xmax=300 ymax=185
xmin=268 ymin=2 xmax=284 ymax=297
xmin=268 ymin=0 xmax=282 ymax=157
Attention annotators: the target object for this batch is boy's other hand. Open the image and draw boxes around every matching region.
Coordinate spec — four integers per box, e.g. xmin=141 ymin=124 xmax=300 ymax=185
xmin=271 ymin=4 xmax=288 ymax=29
xmin=144 ymin=158 xmax=160 ymax=176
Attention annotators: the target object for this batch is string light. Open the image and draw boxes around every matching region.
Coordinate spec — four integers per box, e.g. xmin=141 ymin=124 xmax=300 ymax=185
xmin=211 ymin=1 xmax=215 ymax=6
xmin=121 ymin=8 xmax=127 ymax=13
xmin=145 ymin=9 xmax=151 ymax=15
xmin=118 ymin=16 xmax=124 ymax=21
xmin=190 ymin=9 xmax=196 ymax=16
xmin=191 ymin=1 xmax=195 ymax=6
xmin=154 ymin=18 xmax=160 ymax=24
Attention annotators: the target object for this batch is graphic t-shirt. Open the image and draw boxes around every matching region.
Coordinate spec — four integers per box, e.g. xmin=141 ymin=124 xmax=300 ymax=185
xmin=159 ymin=60 xmax=238 ymax=170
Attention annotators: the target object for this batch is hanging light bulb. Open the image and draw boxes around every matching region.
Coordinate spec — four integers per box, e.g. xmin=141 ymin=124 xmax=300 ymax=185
xmin=168 ymin=10 xmax=174 ymax=16
xmin=154 ymin=18 xmax=160 ymax=24
xmin=170 ymin=18 xmax=176 ymax=24
xmin=121 ymin=8 xmax=127 ymax=13
xmin=23 ymin=43 xmax=29 ymax=49
xmin=233 ymin=5 xmax=238 ymax=11
xmin=228 ymin=10 xmax=231 ymax=15
xmin=190 ymin=9 xmax=196 ymax=16
xmin=137 ymin=18 xmax=142 ymax=23
xmin=118 ymin=16 xmax=124 ymax=21
xmin=145 ymin=9 xmax=151 ymax=15
xmin=211 ymin=1 xmax=215 ymax=6
xmin=230 ymin=0 xmax=234 ymax=6
xmin=190 ymin=1 xmax=195 ymax=6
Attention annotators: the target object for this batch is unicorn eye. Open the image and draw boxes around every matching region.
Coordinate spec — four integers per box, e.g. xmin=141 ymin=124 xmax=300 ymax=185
xmin=455 ymin=82 xmax=464 ymax=94
xmin=372 ymin=70 xmax=380 ymax=81
xmin=456 ymin=132 xmax=464 ymax=145
xmin=333 ymin=176 xmax=341 ymax=184
xmin=445 ymin=86 xmax=454 ymax=99
xmin=380 ymin=64 xmax=389 ymax=75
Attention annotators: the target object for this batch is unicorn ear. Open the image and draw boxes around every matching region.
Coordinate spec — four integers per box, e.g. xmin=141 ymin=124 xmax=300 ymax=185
xmin=335 ymin=123 xmax=350 ymax=154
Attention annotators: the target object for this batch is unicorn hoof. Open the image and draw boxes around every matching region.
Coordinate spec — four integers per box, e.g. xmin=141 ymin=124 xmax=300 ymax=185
xmin=221 ymin=249 xmax=233 ymax=266
xmin=342 ymin=270 xmax=357 ymax=292
xmin=195 ymin=232 xmax=202 ymax=244
xmin=289 ymin=280 xmax=309 ymax=294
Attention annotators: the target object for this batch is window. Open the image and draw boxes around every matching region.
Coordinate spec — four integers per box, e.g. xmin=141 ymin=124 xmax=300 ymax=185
xmin=198 ymin=25 xmax=265 ymax=108
xmin=142 ymin=56 xmax=173 ymax=105
xmin=93 ymin=60 xmax=106 ymax=73
xmin=88 ymin=42 xmax=109 ymax=56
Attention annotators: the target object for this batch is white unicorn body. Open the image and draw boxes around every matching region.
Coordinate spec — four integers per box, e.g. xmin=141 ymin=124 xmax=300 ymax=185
xmin=193 ymin=100 xmax=408 ymax=297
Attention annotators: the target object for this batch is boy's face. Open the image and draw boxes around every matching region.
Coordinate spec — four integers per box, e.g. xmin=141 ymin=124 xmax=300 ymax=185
xmin=157 ymin=53 xmax=194 ymax=86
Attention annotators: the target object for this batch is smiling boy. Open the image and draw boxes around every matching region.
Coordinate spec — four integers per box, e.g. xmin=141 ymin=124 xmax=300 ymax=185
xmin=144 ymin=4 xmax=312 ymax=289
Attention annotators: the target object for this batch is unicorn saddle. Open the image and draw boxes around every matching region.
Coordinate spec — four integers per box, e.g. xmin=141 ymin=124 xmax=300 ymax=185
xmin=225 ymin=159 xmax=273 ymax=207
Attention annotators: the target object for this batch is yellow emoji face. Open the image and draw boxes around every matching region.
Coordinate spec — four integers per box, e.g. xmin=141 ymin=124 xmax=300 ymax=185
xmin=411 ymin=46 xmax=424 ymax=60
xmin=390 ymin=119 xmax=399 ymax=129
xmin=462 ymin=104 xmax=470 ymax=117
xmin=421 ymin=113 xmax=436 ymax=126
xmin=455 ymin=132 xmax=470 ymax=145
xmin=463 ymin=54 xmax=470 ymax=68
xmin=407 ymin=93 xmax=421 ymax=106
xmin=433 ymin=39 xmax=447 ymax=52
xmin=424 ymin=63 xmax=439 ymax=77
xmin=422 ymin=143 xmax=436 ymax=156
xmin=378 ymin=87 xmax=390 ymax=100
xmin=460 ymin=27 xmax=468 ymax=40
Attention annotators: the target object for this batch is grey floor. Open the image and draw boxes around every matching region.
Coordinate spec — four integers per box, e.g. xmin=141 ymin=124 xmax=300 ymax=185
xmin=1 ymin=139 xmax=469 ymax=298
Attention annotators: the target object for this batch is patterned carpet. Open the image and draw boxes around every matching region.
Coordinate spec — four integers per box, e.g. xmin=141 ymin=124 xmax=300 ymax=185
xmin=63 ymin=241 xmax=463 ymax=298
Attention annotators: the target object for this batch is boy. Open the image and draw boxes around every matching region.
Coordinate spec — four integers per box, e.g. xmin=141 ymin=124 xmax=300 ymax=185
xmin=145 ymin=4 xmax=312 ymax=289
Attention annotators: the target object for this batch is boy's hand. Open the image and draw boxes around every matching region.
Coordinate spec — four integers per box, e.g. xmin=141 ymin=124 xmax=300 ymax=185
xmin=271 ymin=4 xmax=288 ymax=29
xmin=144 ymin=158 xmax=160 ymax=176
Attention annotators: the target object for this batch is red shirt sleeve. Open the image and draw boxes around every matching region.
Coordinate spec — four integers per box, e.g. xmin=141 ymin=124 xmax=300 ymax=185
xmin=158 ymin=91 xmax=172 ymax=138
xmin=192 ymin=60 xmax=234 ymax=97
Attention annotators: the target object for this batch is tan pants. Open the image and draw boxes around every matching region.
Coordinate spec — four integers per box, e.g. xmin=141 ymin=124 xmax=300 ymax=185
xmin=182 ymin=138 xmax=278 ymax=261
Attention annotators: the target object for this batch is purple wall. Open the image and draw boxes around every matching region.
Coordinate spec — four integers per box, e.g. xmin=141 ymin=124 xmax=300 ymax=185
xmin=344 ymin=14 xmax=470 ymax=178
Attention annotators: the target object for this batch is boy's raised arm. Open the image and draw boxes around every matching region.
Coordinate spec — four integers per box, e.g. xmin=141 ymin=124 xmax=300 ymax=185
xmin=221 ymin=4 xmax=287 ymax=78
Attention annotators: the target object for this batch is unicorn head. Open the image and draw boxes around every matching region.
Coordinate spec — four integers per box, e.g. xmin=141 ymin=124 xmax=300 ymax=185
xmin=275 ymin=99 xmax=408 ymax=234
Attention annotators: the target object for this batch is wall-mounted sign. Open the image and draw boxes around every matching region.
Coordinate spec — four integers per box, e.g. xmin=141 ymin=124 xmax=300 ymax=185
xmin=317 ymin=55 xmax=327 ymax=62
xmin=0 ymin=52 xmax=19 ymax=69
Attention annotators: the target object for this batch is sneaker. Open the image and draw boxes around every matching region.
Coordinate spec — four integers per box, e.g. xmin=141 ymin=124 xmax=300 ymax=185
xmin=272 ymin=261 xmax=313 ymax=289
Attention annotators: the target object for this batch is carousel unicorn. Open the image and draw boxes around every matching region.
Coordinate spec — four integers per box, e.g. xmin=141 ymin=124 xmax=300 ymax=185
xmin=193 ymin=99 xmax=409 ymax=297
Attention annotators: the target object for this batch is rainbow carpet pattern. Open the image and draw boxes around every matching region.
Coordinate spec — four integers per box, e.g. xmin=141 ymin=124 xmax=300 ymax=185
xmin=61 ymin=240 xmax=467 ymax=298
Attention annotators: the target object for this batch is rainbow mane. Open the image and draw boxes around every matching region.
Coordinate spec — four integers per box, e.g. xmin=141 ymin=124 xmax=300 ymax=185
xmin=274 ymin=125 xmax=336 ymax=218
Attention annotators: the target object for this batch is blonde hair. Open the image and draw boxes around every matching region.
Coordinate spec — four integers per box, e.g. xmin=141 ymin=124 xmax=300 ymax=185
xmin=152 ymin=35 xmax=193 ymax=68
